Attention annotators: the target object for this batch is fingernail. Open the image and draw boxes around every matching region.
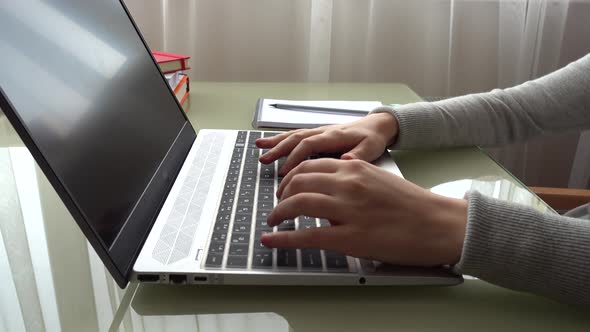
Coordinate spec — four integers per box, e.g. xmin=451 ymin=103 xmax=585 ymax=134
xmin=341 ymin=153 xmax=353 ymax=160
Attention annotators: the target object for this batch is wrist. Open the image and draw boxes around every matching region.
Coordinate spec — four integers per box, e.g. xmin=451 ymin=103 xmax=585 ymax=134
xmin=429 ymin=195 xmax=468 ymax=265
xmin=370 ymin=112 xmax=399 ymax=146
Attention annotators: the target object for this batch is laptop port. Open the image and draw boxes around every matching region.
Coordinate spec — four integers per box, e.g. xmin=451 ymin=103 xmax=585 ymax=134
xmin=359 ymin=277 xmax=367 ymax=285
xmin=169 ymin=274 xmax=187 ymax=284
xmin=137 ymin=274 xmax=159 ymax=282
xmin=194 ymin=276 xmax=208 ymax=282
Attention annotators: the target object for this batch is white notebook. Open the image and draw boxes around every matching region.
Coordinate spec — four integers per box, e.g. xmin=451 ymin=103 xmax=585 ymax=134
xmin=253 ymin=98 xmax=382 ymax=129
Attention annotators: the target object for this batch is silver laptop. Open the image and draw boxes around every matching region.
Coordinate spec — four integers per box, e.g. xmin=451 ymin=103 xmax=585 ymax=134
xmin=0 ymin=0 xmax=461 ymax=288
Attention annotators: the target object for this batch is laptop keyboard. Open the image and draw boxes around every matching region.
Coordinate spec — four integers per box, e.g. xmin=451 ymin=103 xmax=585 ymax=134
xmin=205 ymin=131 xmax=350 ymax=272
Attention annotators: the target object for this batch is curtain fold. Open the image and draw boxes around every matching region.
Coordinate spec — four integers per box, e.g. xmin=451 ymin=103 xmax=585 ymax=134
xmin=124 ymin=0 xmax=590 ymax=188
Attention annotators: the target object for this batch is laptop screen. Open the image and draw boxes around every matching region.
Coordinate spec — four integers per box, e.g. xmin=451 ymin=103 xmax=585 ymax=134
xmin=0 ymin=0 xmax=192 ymax=283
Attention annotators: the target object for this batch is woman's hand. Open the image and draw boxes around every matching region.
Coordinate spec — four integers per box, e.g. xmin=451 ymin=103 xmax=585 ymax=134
xmin=261 ymin=158 xmax=468 ymax=266
xmin=256 ymin=112 xmax=399 ymax=176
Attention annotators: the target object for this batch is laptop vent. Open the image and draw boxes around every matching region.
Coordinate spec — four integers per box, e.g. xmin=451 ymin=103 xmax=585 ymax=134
xmin=152 ymin=132 xmax=225 ymax=265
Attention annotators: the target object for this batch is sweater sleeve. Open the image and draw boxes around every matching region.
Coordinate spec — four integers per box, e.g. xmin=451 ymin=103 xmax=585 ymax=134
xmin=454 ymin=191 xmax=590 ymax=305
xmin=371 ymin=53 xmax=590 ymax=149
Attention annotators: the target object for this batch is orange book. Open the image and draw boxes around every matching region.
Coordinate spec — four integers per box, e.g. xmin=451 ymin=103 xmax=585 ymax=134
xmin=173 ymin=75 xmax=190 ymax=110
xmin=152 ymin=51 xmax=190 ymax=74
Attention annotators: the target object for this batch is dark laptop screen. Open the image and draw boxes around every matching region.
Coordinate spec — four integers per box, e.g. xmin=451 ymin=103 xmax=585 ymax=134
xmin=0 ymin=0 xmax=188 ymax=251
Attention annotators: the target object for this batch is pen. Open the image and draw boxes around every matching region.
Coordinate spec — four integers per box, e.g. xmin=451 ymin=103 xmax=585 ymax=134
xmin=269 ymin=103 xmax=369 ymax=116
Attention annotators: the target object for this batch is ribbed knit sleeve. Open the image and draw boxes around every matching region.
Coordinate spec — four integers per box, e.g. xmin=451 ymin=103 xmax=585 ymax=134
xmin=454 ymin=191 xmax=590 ymax=305
xmin=369 ymin=54 xmax=590 ymax=304
xmin=371 ymin=53 xmax=590 ymax=149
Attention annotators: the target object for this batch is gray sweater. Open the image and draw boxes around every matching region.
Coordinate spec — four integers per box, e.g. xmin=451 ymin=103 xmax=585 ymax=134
xmin=372 ymin=53 xmax=590 ymax=304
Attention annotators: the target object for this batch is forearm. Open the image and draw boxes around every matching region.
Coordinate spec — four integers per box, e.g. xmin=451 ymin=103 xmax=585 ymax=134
xmin=453 ymin=191 xmax=590 ymax=305
xmin=372 ymin=53 xmax=590 ymax=149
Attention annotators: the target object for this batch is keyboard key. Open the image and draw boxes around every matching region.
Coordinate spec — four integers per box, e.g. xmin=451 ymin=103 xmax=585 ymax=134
xmin=230 ymin=234 xmax=249 ymax=245
xmin=208 ymin=242 xmax=225 ymax=253
xmin=257 ymin=201 xmax=273 ymax=211
xmin=216 ymin=213 xmax=231 ymax=223
xmin=259 ymin=186 xmax=274 ymax=195
xmin=242 ymin=175 xmax=257 ymax=183
xmin=277 ymin=220 xmax=295 ymax=231
xmin=233 ymin=223 xmax=251 ymax=234
xmin=277 ymin=249 xmax=297 ymax=267
xmin=301 ymin=249 xmax=322 ymax=269
xmin=260 ymin=173 xmax=274 ymax=180
xmin=243 ymin=163 xmax=258 ymax=170
xmin=241 ymin=182 xmax=255 ymax=190
xmin=236 ymin=205 xmax=253 ymax=214
xmin=359 ymin=259 xmax=376 ymax=273
xmin=255 ymin=217 xmax=271 ymax=228
xmin=234 ymin=213 xmax=252 ymax=224
xmin=211 ymin=232 xmax=227 ymax=242
xmin=224 ymin=182 xmax=238 ymax=191
xmin=205 ymin=253 xmax=223 ymax=267
xmin=253 ymin=239 xmax=268 ymax=250
xmin=260 ymin=166 xmax=274 ymax=176
xmin=223 ymin=188 xmax=236 ymax=197
xmin=325 ymin=252 xmax=348 ymax=270
xmin=237 ymin=197 xmax=254 ymax=206
xmin=226 ymin=255 xmax=247 ymax=268
xmin=258 ymin=193 xmax=273 ymax=202
xmin=237 ymin=131 xmax=247 ymax=143
xmin=220 ymin=196 xmax=235 ymax=206
xmin=243 ymin=168 xmax=257 ymax=177
xmin=319 ymin=219 xmax=330 ymax=227
xmin=213 ymin=222 xmax=229 ymax=232
xmin=218 ymin=204 xmax=232 ymax=214
xmin=254 ymin=229 xmax=273 ymax=239
xmin=238 ymin=189 xmax=255 ymax=197
xmin=298 ymin=216 xmax=316 ymax=229
xmin=229 ymin=244 xmax=249 ymax=255
xmin=249 ymin=131 xmax=262 ymax=140
xmin=259 ymin=179 xmax=274 ymax=187
xmin=257 ymin=210 xmax=270 ymax=219
xmin=247 ymin=149 xmax=260 ymax=158
xmin=252 ymin=252 xmax=273 ymax=268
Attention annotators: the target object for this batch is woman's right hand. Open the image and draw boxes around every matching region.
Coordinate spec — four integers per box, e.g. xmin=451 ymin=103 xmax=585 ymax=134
xmin=256 ymin=112 xmax=399 ymax=176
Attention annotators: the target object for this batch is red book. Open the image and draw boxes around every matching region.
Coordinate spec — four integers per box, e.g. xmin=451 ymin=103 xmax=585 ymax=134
xmin=152 ymin=51 xmax=191 ymax=74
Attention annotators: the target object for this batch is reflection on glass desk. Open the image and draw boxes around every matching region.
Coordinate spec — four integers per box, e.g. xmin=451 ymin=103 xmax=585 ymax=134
xmin=2 ymin=82 xmax=589 ymax=332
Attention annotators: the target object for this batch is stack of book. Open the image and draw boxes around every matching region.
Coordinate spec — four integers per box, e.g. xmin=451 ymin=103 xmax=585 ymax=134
xmin=152 ymin=51 xmax=191 ymax=110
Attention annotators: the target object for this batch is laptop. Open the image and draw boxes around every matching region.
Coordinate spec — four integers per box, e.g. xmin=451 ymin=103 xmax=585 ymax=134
xmin=0 ymin=0 xmax=461 ymax=288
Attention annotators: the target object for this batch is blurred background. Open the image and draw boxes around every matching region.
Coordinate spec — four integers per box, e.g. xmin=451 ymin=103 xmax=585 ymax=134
xmin=1 ymin=2 xmax=590 ymax=331
xmin=124 ymin=0 xmax=590 ymax=189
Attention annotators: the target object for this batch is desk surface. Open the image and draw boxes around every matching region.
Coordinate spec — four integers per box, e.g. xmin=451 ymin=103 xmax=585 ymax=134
xmin=0 ymin=82 xmax=587 ymax=332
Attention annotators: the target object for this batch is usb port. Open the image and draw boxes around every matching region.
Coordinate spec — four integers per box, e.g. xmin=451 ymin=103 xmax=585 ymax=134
xmin=137 ymin=274 xmax=159 ymax=282
xmin=169 ymin=274 xmax=187 ymax=284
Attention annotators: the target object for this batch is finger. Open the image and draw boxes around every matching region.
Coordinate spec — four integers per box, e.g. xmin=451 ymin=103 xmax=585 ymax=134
xmin=280 ymin=173 xmax=339 ymax=200
xmin=260 ymin=226 xmax=350 ymax=251
xmin=341 ymin=139 xmax=383 ymax=161
xmin=279 ymin=131 xmax=361 ymax=176
xmin=258 ymin=128 xmax=323 ymax=164
xmin=276 ymin=159 xmax=342 ymax=198
xmin=267 ymin=192 xmax=345 ymax=227
xmin=255 ymin=129 xmax=299 ymax=149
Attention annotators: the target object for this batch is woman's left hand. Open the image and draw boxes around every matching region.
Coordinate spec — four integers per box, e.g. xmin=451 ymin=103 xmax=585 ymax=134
xmin=262 ymin=158 xmax=468 ymax=266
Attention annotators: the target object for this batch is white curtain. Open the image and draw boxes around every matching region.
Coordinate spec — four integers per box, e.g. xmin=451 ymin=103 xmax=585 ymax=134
xmin=124 ymin=0 xmax=590 ymax=188
xmin=124 ymin=0 xmax=589 ymax=96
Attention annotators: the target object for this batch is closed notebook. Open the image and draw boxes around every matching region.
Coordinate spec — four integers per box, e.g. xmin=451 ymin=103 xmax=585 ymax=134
xmin=253 ymin=99 xmax=382 ymax=129
xmin=172 ymin=74 xmax=190 ymax=109
xmin=152 ymin=51 xmax=190 ymax=74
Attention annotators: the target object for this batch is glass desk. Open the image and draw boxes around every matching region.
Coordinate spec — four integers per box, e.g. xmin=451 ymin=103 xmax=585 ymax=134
xmin=1 ymin=83 xmax=588 ymax=332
